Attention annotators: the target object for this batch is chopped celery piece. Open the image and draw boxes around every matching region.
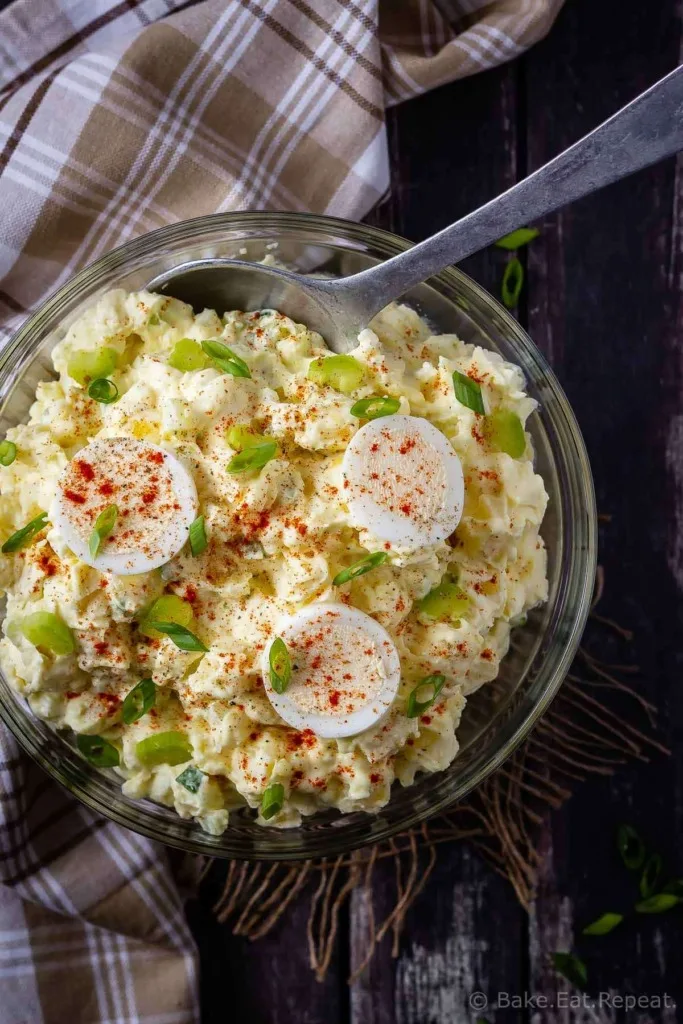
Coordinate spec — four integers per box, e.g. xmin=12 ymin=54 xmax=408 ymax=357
xmin=226 ymin=425 xmax=267 ymax=451
xmin=168 ymin=338 xmax=208 ymax=372
xmin=484 ymin=410 xmax=526 ymax=458
xmin=418 ymin=580 xmax=469 ymax=624
xmin=67 ymin=347 xmax=118 ymax=385
xmin=20 ymin=611 xmax=75 ymax=655
xmin=0 ymin=440 xmax=17 ymax=466
xmin=136 ymin=731 xmax=192 ymax=767
xmin=139 ymin=595 xmax=193 ymax=639
xmin=307 ymin=354 xmax=365 ymax=395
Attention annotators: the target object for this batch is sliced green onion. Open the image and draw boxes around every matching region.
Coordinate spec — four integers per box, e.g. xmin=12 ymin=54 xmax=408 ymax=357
xmin=582 ymin=912 xmax=623 ymax=936
xmin=67 ymin=347 xmax=118 ymax=386
xmin=406 ymin=674 xmax=446 ymax=718
xmin=136 ymin=731 xmax=192 ymax=767
xmin=88 ymin=378 xmax=119 ymax=404
xmin=140 ymin=595 xmax=193 ymax=639
xmin=617 ymin=824 xmax=645 ymax=870
xmin=121 ymin=677 xmax=156 ymax=725
xmin=501 ymin=257 xmax=524 ymax=308
xmin=452 ymin=371 xmax=485 ymax=414
xmin=147 ymin=621 xmax=208 ymax=652
xmin=307 ymin=354 xmax=365 ymax=395
xmin=77 ymin=733 xmax=120 ymax=768
xmin=483 ymin=410 xmax=525 ymax=458
xmin=2 ymin=511 xmax=47 ymax=553
xmin=333 ymin=551 xmax=388 ymax=586
xmin=20 ymin=611 xmax=75 ymax=656
xmin=168 ymin=338 xmax=208 ymax=371
xmin=635 ymin=894 xmax=680 ymax=914
xmin=189 ymin=515 xmax=208 ymax=556
xmin=201 ymin=339 xmax=251 ymax=378
xmin=0 ymin=440 xmax=17 ymax=466
xmin=88 ymin=503 xmax=118 ymax=559
xmin=639 ymin=853 xmax=663 ymax=899
xmin=261 ymin=782 xmax=284 ymax=820
xmin=148 ymin=312 xmax=161 ymax=326
xmin=350 ymin=396 xmax=400 ymax=420
xmin=494 ymin=227 xmax=539 ymax=250
xmin=176 ymin=765 xmax=205 ymax=793
xmin=228 ymin=440 xmax=278 ymax=474
xmin=551 ymin=952 xmax=587 ymax=990
xmin=418 ymin=579 xmax=469 ymax=624
xmin=269 ymin=637 xmax=291 ymax=695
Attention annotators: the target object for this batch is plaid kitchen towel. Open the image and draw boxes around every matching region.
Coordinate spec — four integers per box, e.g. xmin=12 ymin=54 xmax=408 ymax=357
xmin=0 ymin=1 xmax=564 ymax=1021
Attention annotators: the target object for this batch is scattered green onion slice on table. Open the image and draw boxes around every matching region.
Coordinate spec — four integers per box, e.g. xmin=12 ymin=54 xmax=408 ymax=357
xmin=0 ymin=440 xmax=17 ymax=466
xmin=452 ymin=371 xmax=485 ymax=414
xmin=139 ymin=595 xmax=193 ymax=638
xmin=349 ymin=396 xmax=400 ymax=420
xmin=582 ymin=912 xmax=623 ymax=936
xmin=269 ymin=637 xmax=291 ymax=694
xmin=67 ymin=347 xmax=118 ymax=385
xmin=147 ymin=621 xmax=208 ymax=652
xmin=168 ymin=338 xmax=208 ymax=371
xmin=2 ymin=511 xmax=48 ymax=553
xmin=87 ymin=378 xmax=119 ymax=404
xmin=406 ymin=673 xmax=446 ymax=718
xmin=189 ymin=515 xmax=208 ymax=556
xmin=201 ymin=340 xmax=251 ymax=378
xmin=261 ymin=783 xmax=284 ymax=820
xmin=176 ymin=766 xmax=205 ymax=793
xmin=307 ymin=354 xmax=365 ymax=395
xmin=121 ymin=677 xmax=156 ymax=725
xmin=227 ymin=440 xmax=278 ymax=474
xmin=635 ymin=894 xmax=680 ymax=914
xmin=88 ymin=503 xmax=118 ymax=559
xmin=136 ymin=731 xmax=192 ymax=767
xmin=77 ymin=734 xmax=120 ymax=768
xmin=333 ymin=551 xmax=388 ymax=586
xmin=483 ymin=410 xmax=526 ymax=458
xmin=551 ymin=952 xmax=587 ymax=989
xmin=20 ymin=611 xmax=75 ymax=655
xmin=501 ymin=257 xmax=524 ymax=308
xmin=494 ymin=227 xmax=539 ymax=250
xmin=617 ymin=824 xmax=646 ymax=870
xmin=418 ymin=578 xmax=469 ymax=624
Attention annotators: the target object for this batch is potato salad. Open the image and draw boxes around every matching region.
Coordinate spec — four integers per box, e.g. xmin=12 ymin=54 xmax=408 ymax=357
xmin=0 ymin=290 xmax=548 ymax=834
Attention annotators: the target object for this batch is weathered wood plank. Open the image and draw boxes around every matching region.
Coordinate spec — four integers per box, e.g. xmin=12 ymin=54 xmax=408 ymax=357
xmin=524 ymin=0 xmax=683 ymax=1016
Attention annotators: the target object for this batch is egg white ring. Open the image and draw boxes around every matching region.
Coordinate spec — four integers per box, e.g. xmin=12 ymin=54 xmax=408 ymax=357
xmin=262 ymin=603 xmax=401 ymax=739
xmin=341 ymin=415 xmax=465 ymax=551
xmin=50 ymin=440 xmax=198 ymax=575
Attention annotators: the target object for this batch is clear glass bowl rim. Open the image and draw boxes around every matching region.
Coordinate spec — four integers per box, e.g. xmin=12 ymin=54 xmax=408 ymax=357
xmin=0 ymin=211 xmax=597 ymax=859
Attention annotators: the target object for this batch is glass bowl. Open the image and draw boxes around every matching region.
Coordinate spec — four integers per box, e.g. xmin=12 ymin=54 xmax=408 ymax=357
xmin=0 ymin=212 xmax=596 ymax=859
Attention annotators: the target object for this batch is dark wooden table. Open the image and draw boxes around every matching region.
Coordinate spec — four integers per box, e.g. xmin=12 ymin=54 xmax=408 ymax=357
xmin=189 ymin=0 xmax=683 ymax=1019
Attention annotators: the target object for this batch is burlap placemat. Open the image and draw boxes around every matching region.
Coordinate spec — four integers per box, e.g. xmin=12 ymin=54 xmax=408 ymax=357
xmin=0 ymin=1 xmax=569 ymax=1019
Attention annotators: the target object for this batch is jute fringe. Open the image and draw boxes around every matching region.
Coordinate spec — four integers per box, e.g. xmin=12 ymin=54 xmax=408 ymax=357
xmin=199 ymin=566 xmax=666 ymax=981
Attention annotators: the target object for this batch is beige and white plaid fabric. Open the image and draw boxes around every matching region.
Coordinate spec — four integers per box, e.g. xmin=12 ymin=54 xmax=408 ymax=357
xmin=0 ymin=0 xmax=563 ymax=1021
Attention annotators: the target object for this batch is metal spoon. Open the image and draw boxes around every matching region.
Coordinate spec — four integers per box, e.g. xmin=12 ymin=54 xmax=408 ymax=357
xmin=148 ymin=64 xmax=683 ymax=354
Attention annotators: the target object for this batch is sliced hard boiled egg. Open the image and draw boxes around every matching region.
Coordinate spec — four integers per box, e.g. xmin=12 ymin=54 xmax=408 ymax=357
xmin=341 ymin=414 xmax=464 ymax=551
xmin=50 ymin=437 xmax=198 ymax=574
xmin=262 ymin=603 xmax=400 ymax=739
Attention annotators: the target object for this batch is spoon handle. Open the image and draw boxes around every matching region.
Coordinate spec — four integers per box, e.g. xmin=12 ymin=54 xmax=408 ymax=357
xmin=337 ymin=63 xmax=683 ymax=317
